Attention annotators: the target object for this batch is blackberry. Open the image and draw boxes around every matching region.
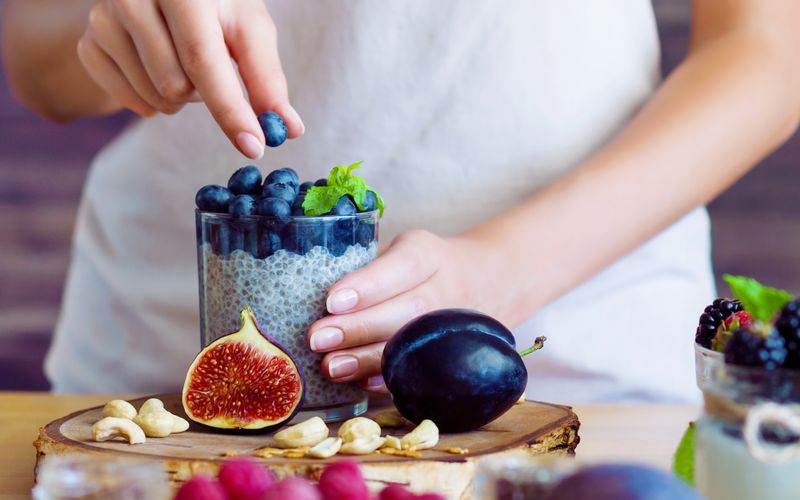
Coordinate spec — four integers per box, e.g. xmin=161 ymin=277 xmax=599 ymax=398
xmin=776 ymin=299 xmax=800 ymax=369
xmin=724 ymin=326 xmax=787 ymax=370
xmin=695 ymin=298 xmax=743 ymax=348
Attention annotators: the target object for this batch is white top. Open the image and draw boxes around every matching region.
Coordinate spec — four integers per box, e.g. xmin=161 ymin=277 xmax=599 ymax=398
xmin=46 ymin=1 xmax=715 ymax=403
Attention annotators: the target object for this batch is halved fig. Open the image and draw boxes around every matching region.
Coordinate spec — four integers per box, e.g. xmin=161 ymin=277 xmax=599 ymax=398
xmin=182 ymin=307 xmax=304 ymax=431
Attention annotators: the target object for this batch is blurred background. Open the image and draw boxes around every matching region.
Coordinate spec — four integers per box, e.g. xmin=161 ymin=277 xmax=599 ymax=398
xmin=1 ymin=0 xmax=798 ymax=391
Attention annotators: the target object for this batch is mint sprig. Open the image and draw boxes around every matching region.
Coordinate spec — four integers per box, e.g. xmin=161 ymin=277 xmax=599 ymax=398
xmin=672 ymin=422 xmax=695 ymax=485
xmin=302 ymin=161 xmax=384 ymax=217
xmin=723 ymin=274 xmax=794 ymax=323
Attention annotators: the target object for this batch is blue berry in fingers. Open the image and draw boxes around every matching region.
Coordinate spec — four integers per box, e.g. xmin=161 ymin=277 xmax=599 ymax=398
xmin=258 ymin=112 xmax=288 ymax=147
xmin=227 ymin=165 xmax=262 ymax=195
xmin=228 ymin=194 xmax=258 ymax=217
xmin=261 ymin=182 xmax=296 ymax=205
xmin=196 ymin=185 xmax=234 ymax=213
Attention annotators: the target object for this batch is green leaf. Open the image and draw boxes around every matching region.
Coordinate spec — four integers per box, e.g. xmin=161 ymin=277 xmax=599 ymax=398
xmin=723 ymin=274 xmax=794 ymax=322
xmin=300 ymin=161 xmax=384 ymax=217
xmin=302 ymin=185 xmax=347 ymax=216
xmin=672 ymin=422 xmax=695 ymax=486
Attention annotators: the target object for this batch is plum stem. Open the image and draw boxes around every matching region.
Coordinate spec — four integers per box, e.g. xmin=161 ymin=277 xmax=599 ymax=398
xmin=518 ymin=336 xmax=546 ymax=358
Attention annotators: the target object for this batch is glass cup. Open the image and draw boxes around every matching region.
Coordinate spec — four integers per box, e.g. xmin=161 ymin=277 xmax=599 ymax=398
xmin=196 ymin=209 xmax=379 ymax=421
xmin=694 ymin=342 xmax=723 ymax=388
xmin=472 ymin=453 xmax=577 ymax=499
xmin=695 ymin=364 xmax=800 ymax=500
xmin=32 ymin=456 xmax=169 ymax=500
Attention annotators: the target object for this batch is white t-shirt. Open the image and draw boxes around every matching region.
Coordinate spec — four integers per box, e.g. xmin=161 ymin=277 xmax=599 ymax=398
xmin=46 ymin=1 xmax=715 ymax=403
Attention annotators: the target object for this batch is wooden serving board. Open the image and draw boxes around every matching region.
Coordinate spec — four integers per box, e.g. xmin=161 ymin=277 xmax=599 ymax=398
xmin=34 ymin=395 xmax=579 ymax=499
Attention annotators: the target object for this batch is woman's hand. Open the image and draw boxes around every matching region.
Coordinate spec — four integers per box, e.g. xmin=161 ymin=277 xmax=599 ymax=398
xmin=77 ymin=0 xmax=303 ymax=159
xmin=306 ymin=230 xmax=502 ymax=392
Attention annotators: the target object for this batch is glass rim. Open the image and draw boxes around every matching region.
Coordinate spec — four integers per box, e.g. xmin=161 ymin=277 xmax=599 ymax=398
xmin=195 ymin=208 xmax=379 ymax=222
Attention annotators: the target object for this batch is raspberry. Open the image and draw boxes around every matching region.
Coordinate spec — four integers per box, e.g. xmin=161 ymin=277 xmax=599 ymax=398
xmin=174 ymin=476 xmax=228 ymax=500
xmin=724 ymin=326 xmax=787 ymax=370
xmin=318 ymin=460 xmax=368 ymax=500
xmin=379 ymin=485 xmax=414 ymax=500
xmin=218 ymin=458 xmax=275 ymax=500
xmin=263 ymin=477 xmax=321 ymax=500
xmin=695 ymin=298 xmax=743 ymax=348
xmin=776 ymin=299 xmax=800 ymax=369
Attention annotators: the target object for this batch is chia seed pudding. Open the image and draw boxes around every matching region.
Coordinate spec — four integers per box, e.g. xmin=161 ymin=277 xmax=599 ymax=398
xmin=196 ymin=210 xmax=379 ymax=413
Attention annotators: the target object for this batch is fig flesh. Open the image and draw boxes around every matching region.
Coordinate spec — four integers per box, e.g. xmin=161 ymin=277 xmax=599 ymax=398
xmin=382 ymin=309 xmax=527 ymax=432
xmin=182 ymin=308 xmax=304 ymax=431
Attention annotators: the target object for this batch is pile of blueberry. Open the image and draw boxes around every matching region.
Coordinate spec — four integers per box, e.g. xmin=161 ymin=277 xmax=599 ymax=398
xmin=195 ymin=166 xmax=377 ymax=258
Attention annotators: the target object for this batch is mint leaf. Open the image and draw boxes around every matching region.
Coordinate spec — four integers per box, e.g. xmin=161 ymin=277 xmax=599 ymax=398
xmin=723 ymin=274 xmax=794 ymax=322
xmin=302 ymin=185 xmax=347 ymax=216
xmin=672 ymin=422 xmax=695 ymax=485
xmin=301 ymin=161 xmax=384 ymax=217
xmin=369 ymin=189 xmax=385 ymax=217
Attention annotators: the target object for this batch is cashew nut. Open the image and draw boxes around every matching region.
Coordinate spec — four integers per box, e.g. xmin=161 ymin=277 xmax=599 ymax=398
xmin=133 ymin=410 xmax=175 ymax=438
xmin=382 ymin=435 xmax=402 ymax=450
xmin=516 ymin=393 xmax=526 ymax=404
xmin=101 ymin=400 xmax=137 ymax=420
xmin=134 ymin=398 xmax=190 ymax=436
xmin=309 ymin=437 xmax=343 ymax=458
xmin=340 ymin=436 xmax=385 ymax=455
xmin=92 ymin=417 xmax=146 ymax=444
xmin=274 ymin=416 xmax=329 ymax=449
xmin=375 ymin=409 xmax=410 ymax=428
xmin=338 ymin=417 xmax=381 ymax=443
xmin=401 ymin=419 xmax=439 ymax=451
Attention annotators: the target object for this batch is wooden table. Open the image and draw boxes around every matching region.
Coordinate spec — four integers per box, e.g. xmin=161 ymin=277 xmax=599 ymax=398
xmin=0 ymin=392 xmax=700 ymax=499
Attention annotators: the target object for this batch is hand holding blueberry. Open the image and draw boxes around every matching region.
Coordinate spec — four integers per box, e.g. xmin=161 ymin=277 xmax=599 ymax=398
xmin=75 ymin=0 xmax=304 ymax=159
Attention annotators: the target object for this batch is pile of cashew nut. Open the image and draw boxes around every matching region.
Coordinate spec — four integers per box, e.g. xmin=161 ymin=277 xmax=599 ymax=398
xmin=254 ymin=409 xmax=444 ymax=460
xmin=91 ymin=398 xmax=190 ymax=445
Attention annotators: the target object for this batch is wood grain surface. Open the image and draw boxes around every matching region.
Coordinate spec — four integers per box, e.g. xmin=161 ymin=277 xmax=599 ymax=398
xmin=34 ymin=395 xmax=580 ymax=498
xmin=0 ymin=392 xmax=700 ymax=500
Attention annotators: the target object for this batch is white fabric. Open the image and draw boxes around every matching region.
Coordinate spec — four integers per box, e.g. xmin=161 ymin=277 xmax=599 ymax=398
xmin=46 ymin=1 xmax=715 ymax=402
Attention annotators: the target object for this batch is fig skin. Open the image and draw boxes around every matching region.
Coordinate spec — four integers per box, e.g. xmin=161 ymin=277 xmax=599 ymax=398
xmin=381 ymin=309 xmax=526 ymax=432
xmin=182 ymin=308 xmax=305 ymax=432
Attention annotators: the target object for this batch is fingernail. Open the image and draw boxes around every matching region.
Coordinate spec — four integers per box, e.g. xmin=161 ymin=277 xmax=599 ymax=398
xmin=327 ymin=289 xmax=358 ymax=314
xmin=329 ymin=355 xmax=358 ymax=378
xmin=288 ymin=105 xmax=305 ymax=135
xmin=235 ymin=131 xmax=264 ymax=160
xmin=309 ymin=327 xmax=343 ymax=351
xmin=366 ymin=375 xmax=384 ymax=388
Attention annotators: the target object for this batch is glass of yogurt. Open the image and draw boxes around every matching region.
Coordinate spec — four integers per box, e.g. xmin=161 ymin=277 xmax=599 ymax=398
xmin=195 ymin=209 xmax=379 ymax=421
xmin=695 ymin=363 xmax=800 ymax=500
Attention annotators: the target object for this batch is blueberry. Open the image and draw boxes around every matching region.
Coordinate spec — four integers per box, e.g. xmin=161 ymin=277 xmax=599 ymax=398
xmin=228 ymin=194 xmax=257 ymax=216
xmin=265 ymin=168 xmax=299 ymax=194
xmin=314 ymin=178 xmax=328 ymax=187
xmin=331 ymin=220 xmax=356 ymax=255
xmin=256 ymin=197 xmax=291 ymax=223
xmin=195 ymin=185 xmax=234 ymax=213
xmin=227 ymin=165 xmax=262 ymax=195
xmin=257 ymin=112 xmax=288 ymax=147
xmin=329 ymin=195 xmax=356 ymax=216
xmin=261 ymin=182 xmax=296 ymax=205
xmin=282 ymin=224 xmax=313 ymax=255
xmin=292 ymin=193 xmax=306 ymax=216
xmin=298 ymin=181 xmax=314 ymax=194
xmin=360 ymin=190 xmax=377 ymax=212
xmin=356 ymin=220 xmax=376 ymax=247
xmin=257 ymin=230 xmax=282 ymax=258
